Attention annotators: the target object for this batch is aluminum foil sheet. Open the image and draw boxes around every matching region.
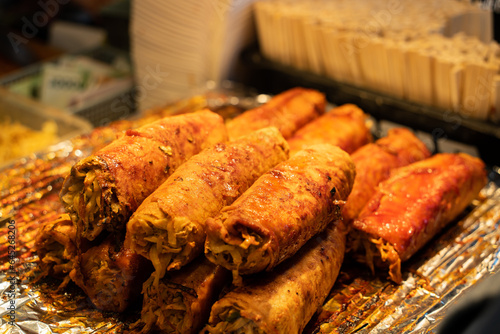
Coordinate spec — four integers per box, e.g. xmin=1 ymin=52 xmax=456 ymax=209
xmin=307 ymin=182 xmax=500 ymax=334
xmin=1 ymin=94 xmax=500 ymax=333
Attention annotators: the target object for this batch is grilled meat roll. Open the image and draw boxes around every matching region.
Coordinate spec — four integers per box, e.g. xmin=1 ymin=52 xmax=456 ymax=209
xmin=60 ymin=109 xmax=227 ymax=241
xmin=287 ymin=104 xmax=372 ymax=155
xmin=69 ymin=235 xmax=153 ymax=312
xmin=35 ymin=214 xmax=82 ymax=287
xmin=139 ymin=257 xmax=230 ymax=334
xmin=352 ymin=153 xmax=487 ymax=283
xmin=226 ymin=87 xmax=325 ymax=140
xmin=205 ymin=144 xmax=355 ymax=279
xmin=203 ymin=221 xmax=347 ymax=334
xmin=343 ymin=128 xmax=431 ymax=223
xmin=126 ymin=127 xmax=289 ymax=279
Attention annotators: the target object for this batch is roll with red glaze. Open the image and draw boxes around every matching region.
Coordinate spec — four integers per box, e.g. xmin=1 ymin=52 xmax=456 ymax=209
xmin=226 ymin=87 xmax=325 ymax=140
xmin=287 ymin=103 xmax=372 ymax=155
xmin=352 ymin=153 xmax=487 ymax=283
xmin=343 ymin=128 xmax=431 ymax=223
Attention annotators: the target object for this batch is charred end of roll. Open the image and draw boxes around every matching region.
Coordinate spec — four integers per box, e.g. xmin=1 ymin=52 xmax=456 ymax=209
xmin=348 ymin=230 xmax=402 ymax=284
xmin=128 ymin=207 xmax=202 ymax=280
xmin=60 ymin=157 xmax=121 ymax=241
xmin=205 ymin=215 xmax=270 ymax=281
xmin=70 ymin=236 xmax=153 ymax=312
xmin=140 ymin=275 xmax=194 ymax=333
xmin=140 ymin=257 xmax=231 ymax=334
xmin=203 ymin=306 xmax=264 ymax=334
xmin=35 ymin=214 xmax=77 ymax=287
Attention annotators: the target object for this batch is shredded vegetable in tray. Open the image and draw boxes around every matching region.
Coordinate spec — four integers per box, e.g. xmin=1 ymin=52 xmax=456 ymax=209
xmin=0 ymin=119 xmax=58 ymax=164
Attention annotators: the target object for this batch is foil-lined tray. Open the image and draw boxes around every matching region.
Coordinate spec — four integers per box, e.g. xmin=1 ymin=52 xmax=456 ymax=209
xmin=1 ymin=91 xmax=500 ymax=334
xmin=307 ymin=182 xmax=500 ymax=334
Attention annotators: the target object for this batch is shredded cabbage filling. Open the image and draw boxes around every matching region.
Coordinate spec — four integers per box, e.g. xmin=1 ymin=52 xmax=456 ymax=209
xmin=82 ymin=255 xmax=124 ymax=311
xmin=61 ymin=169 xmax=103 ymax=237
xmin=142 ymin=277 xmax=189 ymax=333
xmin=206 ymin=229 xmax=265 ymax=272
xmin=203 ymin=308 xmax=265 ymax=334
xmin=61 ymin=165 xmax=121 ymax=239
xmin=370 ymin=237 xmax=402 ymax=283
xmin=351 ymin=231 xmax=402 ymax=283
xmin=133 ymin=212 xmax=200 ymax=280
xmin=39 ymin=241 xmax=72 ymax=277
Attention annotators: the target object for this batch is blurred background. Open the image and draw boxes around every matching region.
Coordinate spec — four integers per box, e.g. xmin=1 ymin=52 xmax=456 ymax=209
xmin=0 ymin=0 xmax=499 ymax=166
xmin=0 ymin=0 xmax=130 ymax=69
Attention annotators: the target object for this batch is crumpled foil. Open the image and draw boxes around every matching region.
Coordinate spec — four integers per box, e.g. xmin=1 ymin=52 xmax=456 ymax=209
xmin=1 ymin=92 xmax=500 ymax=333
xmin=308 ymin=182 xmax=500 ymax=334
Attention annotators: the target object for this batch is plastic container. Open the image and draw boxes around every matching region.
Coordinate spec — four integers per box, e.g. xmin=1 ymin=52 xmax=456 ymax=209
xmin=0 ymin=46 xmax=135 ymax=127
xmin=0 ymin=87 xmax=93 ymax=167
xmin=0 ymin=87 xmax=92 ymax=139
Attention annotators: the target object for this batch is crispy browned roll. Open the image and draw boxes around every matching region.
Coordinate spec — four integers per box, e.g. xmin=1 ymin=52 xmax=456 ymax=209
xmin=126 ymin=127 xmax=289 ymax=279
xmin=204 ymin=144 xmax=355 ymax=278
xmin=60 ymin=109 xmax=228 ymax=241
xmin=287 ymin=103 xmax=372 ymax=154
xmin=352 ymin=153 xmax=487 ymax=283
xmin=343 ymin=128 xmax=431 ymax=223
xmin=226 ymin=87 xmax=325 ymax=140
xmin=69 ymin=236 xmax=153 ymax=312
xmin=35 ymin=214 xmax=78 ymax=286
xmin=203 ymin=221 xmax=347 ymax=334
xmin=139 ymin=257 xmax=231 ymax=334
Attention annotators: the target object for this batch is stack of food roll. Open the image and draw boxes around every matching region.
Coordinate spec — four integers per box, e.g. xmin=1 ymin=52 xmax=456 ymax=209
xmin=41 ymin=108 xmax=230 ymax=312
xmin=34 ymin=86 xmax=487 ymax=333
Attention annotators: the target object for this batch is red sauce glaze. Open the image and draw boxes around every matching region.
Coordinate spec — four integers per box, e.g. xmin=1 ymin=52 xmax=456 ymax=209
xmin=353 ymin=153 xmax=487 ymax=261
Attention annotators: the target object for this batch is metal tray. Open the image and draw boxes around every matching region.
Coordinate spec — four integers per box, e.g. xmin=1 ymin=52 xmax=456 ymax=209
xmin=0 ymin=87 xmax=93 ymax=168
xmin=1 ymin=90 xmax=499 ymax=333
